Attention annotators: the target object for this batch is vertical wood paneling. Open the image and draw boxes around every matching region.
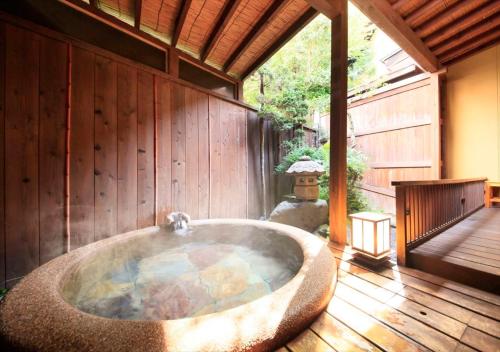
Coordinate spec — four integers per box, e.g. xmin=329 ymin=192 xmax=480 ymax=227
xmin=246 ymin=110 xmax=263 ymax=219
xmin=172 ymin=84 xmax=187 ymax=213
xmin=209 ymin=97 xmax=248 ymax=218
xmin=4 ymin=25 xmax=40 ymax=282
xmin=117 ymin=63 xmax=138 ymax=233
xmin=0 ymin=21 xmax=260 ymax=286
xmin=209 ymin=96 xmax=222 ymax=217
xmin=156 ymin=77 xmax=172 ymax=224
xmin=137 ymin=71 xmax=155 ymax=227
xmin=185 ymin=87 xmax=199 ymax=218
xmin=221 ymin=101 xmax=235 ymax=217
xmin=70 ymin=47 xmax=95 ymax=250
xmin=0 ymin=23 xmax=6 ymax=286
xmin=39 ymin=36 xmax=68 ymax=263
xmin=197 ymin=92 xmax=210 ymax=219
xmin=94 ymin=55 xmax=117 ymax=240
xmin=237 ymin=106 xmax=248 ymax=218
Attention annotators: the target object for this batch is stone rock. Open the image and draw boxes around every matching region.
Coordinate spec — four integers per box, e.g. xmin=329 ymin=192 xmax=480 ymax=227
xmin=269 ymin=200 xmax=328 ymax=233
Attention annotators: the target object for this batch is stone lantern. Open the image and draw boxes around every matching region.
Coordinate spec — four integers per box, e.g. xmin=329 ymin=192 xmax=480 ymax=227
xmin=286 ymin=156 xmax=325 ymax=200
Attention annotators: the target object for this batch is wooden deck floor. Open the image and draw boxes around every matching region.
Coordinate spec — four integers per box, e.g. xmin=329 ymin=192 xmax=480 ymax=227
xmin=409 ymin=207 xmax=500 ymax=293
xmin=280 ymin=242 xmax=500 ymax=352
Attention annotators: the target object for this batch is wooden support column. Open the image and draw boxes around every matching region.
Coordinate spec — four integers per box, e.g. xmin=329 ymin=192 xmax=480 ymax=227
xmin=430 ymin=70 xmax=446 ymax=179
xmin=395 ymin=185 xmax=406 ymax=266
xmin=329 ymin=0 xmax=347 ymax=244
xmin=169 ymin=48 xmax=179 ymax=78
xmin=236 ymin=80 xmax=244 ymax=101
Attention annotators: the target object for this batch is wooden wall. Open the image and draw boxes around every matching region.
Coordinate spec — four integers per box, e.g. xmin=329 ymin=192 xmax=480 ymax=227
xmin=0 ymin=19 xmax=262 ymax=288
xmin=348 ymin=75 xmax=441 ymax=214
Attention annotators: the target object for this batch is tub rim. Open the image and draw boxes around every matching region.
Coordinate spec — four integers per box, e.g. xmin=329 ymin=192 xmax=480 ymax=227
xmin=0 ymin=219 xmax=337 ymax=352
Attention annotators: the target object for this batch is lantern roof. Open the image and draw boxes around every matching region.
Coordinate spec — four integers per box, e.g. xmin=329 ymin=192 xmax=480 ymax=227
xmin=286 ymin=156 xmax=325 ymax=175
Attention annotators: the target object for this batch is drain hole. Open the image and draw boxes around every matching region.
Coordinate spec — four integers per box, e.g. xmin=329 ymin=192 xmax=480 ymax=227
xmin=420 ymin=311 xmax=427 ymax=316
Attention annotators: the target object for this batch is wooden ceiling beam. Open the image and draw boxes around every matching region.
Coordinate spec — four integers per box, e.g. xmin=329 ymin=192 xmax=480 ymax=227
xmin=350 ymin=0 xmax=439 ymax=72
xmin=439 ymin=27 xmax=500 ymax=63
xmin=241 ymin=7 xmax=318 ymax=79
xmin=424 ymin=1 xmax=500 ymax=48
xmin=171 ymin=0 xmax=192 ymax=48
xmin=59 ymin=0 xmax=167 ymax=50
xmin=200 ymin=0 xmax=242 ymax=63
xmin=432 ymin=15 xmax=500 ymax=56
xmin=223 ymin=0 xmax=288 ymax=73
xmin=304 ymin=0 xmax=340 ymax=19
xmin=134 ymin=0 xmax=142 ymax=29
xmin=57 ymin=0 xmax=238 ymax=83
xmin=89 ymin=0 xmax=97 ymax=8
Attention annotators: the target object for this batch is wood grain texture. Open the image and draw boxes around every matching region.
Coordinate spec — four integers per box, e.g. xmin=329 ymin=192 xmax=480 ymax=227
xmin=349 ymin=78 xmax=441 ymax=214
xmin=208 ymin=95 xmax=221 ymax=218
xmin=39 ymin=36 xmax=68 ymax=263
xmin=350 ymin=0 xmax=439 ymax=72
xmin=0 ymin=23 xmax=5 ymax=287
xmin=209 ymin=96 xmax=248 ymax=218
xmin=117 ymin=63 xmax=138 ymax=233
xmin=283 ymin=242 xmax=500 ymax=351
xmin=155 ymin=77 xmax=173 ymax=224
xmin=246 ymin=110 xmax=263 ymax=219
xmin=0 ymin=19 xmax=262 ymax=286
xmin=94 ymin=55 xmax=118 ymax=240
xmin=137 ymin=70 xmax=155 ymax=227
xmin=329 ymin=2 xmax=347 ymax=244
xmin=197 ymin=90 xmax=210 ymax=219
xmin=4 ymin=24 xmax=40 ymax=282
xmin=185 ymin=87 xmax=198 ymax=217
xmin=171 ymin=84 xmax=187 ymax=213
xmin=70 ymin=46 xmax=95 ymax=250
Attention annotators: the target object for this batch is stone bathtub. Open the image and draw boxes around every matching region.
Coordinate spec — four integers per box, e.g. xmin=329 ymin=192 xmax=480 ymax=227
xmin=0 ymin=219 xmax=336 ymax=352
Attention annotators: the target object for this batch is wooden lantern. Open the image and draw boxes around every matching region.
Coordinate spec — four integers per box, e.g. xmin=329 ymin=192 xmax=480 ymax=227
xmin=349 ymin=212 xmax=391 ymax=265
xmin=286 ymin=156 xmax=325 ymax=200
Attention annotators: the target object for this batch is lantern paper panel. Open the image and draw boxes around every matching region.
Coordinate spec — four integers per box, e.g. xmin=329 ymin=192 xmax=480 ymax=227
xmin=350 ymin=212 xmax=391 ymax=259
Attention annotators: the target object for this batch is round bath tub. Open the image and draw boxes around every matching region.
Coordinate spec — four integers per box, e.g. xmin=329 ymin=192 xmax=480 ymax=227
xmin=0 ymin=219 xmax=336 ymax=352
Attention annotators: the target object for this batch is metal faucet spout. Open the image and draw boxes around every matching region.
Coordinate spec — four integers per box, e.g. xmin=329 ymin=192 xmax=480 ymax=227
xmin=167 ymin=212 xmax=191 ymax=231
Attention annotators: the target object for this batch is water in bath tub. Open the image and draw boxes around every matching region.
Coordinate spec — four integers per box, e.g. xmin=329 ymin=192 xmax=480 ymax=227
xmin=65 ymin=218 xmax=303 ymax=321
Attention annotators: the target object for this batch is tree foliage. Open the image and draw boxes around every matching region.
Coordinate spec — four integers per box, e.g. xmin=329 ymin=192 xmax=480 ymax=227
xmin=244 ymin=4 xmax=378 ymax=118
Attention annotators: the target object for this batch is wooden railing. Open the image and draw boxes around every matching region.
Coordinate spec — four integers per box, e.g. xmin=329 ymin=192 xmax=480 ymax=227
xmin=392 ymin=178 xmax=487 ymax=265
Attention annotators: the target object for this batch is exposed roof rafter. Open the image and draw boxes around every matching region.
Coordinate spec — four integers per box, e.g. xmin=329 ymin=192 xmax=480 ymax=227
xmin=439 ymin=27 xmax=500 ymax=64
xmin=134 ymin=0 xmax=142 ymax=29
xmin=304 ymin=0 xmax=340 ymax=19
xmin=241 ymin=7 xmax=318 ymax=79
xmin=200 ymin=0 xmax=242 ymax=63
xmin=350 ymin=0 xmax=440 ymax=72
xmin=223 ymin=0 xmax=288 ymax=73
xmin=172 ymin=0 xmax=192 ymax=48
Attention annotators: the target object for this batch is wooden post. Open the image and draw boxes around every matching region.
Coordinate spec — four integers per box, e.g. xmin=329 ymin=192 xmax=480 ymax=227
xmin=430 ymin=72 xmax=442 ymax=179
xmin=168 ymin=48 xmax=179 ymax=78
xmin=236 ymin=80 xmax=244 ymax=101
xmin=395 ymin=186 xmax=406 ymax=266
xmin=329 ymin=0 xmax=348 ymax=244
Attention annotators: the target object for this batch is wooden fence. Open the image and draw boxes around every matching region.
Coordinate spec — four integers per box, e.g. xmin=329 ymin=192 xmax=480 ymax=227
xmin=262 ymin=121 xmax=319 ymax=216
xmin=393 ymin=178 xmax=486 ymax=265
xmin=348 ymin=74 xmax=442 ymax=214
xmin=0 ymin=18 xmax=262 ymax=287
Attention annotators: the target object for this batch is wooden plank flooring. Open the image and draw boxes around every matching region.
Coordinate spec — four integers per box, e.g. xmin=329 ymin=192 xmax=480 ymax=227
xmin=283 ymin=242 xmax=500 ymax=352
xmin=409 ymin=208 xmax=500 ymax=293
